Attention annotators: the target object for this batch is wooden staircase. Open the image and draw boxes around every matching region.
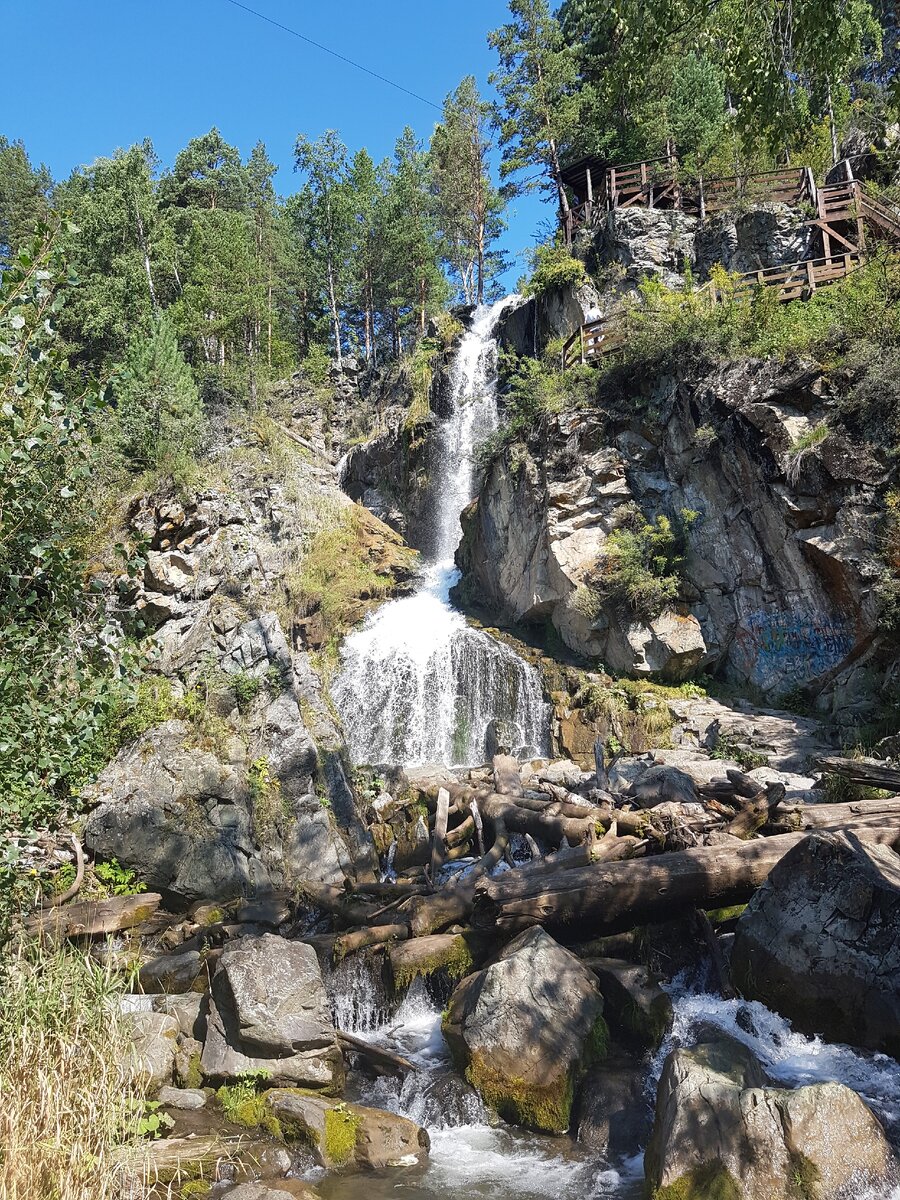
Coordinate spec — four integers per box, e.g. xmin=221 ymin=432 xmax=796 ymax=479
xmin=561 ymin=165 xmax=898 ymax=370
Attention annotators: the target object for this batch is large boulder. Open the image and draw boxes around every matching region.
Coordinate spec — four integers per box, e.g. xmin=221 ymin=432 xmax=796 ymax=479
xmin=266 ymin=1092 xmax=429 ymax=1170
xmin=576 ymin=1063 xmax=651 ymax=1158
xmin=442 ymin=926 xmax=605 ymax=1133
xmin=587 ymin=957 xmax=672 ymax=1051
xmin=645 ymin=1039 xmax=898 ymax=1200
xmin=731 ymin=831 xmax=900 ymax=1056
xmin=125 ymin=1010 xmax=178 ymax=1092
xmin=201 ymin=934 xmax=343 ymax=1091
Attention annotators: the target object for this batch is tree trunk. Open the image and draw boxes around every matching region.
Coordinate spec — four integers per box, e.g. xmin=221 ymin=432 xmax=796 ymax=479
xmin=327 ymin=257 xmax=342 ymax=371
xmin=472 ymin=825 xmax=900 ymax=934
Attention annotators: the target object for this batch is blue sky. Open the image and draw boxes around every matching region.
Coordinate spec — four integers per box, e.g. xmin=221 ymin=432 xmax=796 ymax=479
xmin=2 ymin=0 xmax=550 ymax=291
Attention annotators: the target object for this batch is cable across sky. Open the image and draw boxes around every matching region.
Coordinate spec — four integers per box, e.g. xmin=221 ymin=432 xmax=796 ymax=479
xmin=219 ymin=0 xmax=443 ymax=111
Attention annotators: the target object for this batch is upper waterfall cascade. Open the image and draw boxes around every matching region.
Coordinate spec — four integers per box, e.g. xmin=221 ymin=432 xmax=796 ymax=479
xmin=333 ymin=297 xmax=548 ymax=767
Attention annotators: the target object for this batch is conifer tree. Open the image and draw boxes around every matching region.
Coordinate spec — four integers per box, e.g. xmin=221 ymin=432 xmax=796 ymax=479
xmin=115 ymin=313 xmax=204 ymax=466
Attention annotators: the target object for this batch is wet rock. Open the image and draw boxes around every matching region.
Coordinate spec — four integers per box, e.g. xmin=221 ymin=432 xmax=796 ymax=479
xmin=587 ymin=958 xmax=672 ymax=1051
xmin=645 ymin=1039 xmax=898 ymax=1200
xmin=443 ymin=926 xmax=605 ymax=1133
xmin=224 ymin=1184 xmax=319 ymax=1200
xmin=201 ymin=934 xmax=343 ymax=1091
xmin=576 ymin=1063 xmax=651 ymax=1158
xmin=731 ymin=831 xmax=900 ymax=1056
xmin=173 ymin=1034 xmax=204 ymax=1088
xmin=265 ymin=1092 xmax=429 ymax=1170
xmin=125 ymin=1011 xmax=178 ymax=1092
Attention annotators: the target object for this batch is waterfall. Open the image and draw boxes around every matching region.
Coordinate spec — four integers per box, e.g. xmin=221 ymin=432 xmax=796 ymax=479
xmin=333 ymin=298 xmax=549 ymax=767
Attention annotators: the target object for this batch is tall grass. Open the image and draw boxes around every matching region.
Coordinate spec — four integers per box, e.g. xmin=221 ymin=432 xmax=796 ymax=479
xmin=0 ymin=938 xmax=149 ymax=1200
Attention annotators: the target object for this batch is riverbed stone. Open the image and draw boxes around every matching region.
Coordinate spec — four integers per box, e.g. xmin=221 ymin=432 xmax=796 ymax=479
xmin=125 ymin=1010 xmax=179 ymax=1092
xmin=645 ymin=1039 xmax=898 ymax=1200
xmin=442 ymin=926 xmax=605 ymax=1134
xmin=158 ymin=1085 xmax=207 ymax=1110
xmin=201 ymin=934 xmax=343 ymax=1091
xmin=731 ymin=830 xmax=900 ymax=1056
xmin=588 ymin=957 xmax=672 ymax=1051
xmin=576 ymin=1063 xmax=651 ymax=1158
xmin=265 ymin=1092 xmax=429 ymax=1170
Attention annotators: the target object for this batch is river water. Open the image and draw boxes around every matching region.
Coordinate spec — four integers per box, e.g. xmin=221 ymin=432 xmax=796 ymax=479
xmin=332 ymin=299 xmax=548 ymax=767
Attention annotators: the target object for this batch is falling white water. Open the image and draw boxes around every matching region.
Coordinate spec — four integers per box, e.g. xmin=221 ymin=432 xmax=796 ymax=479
xmin=333 ymin=298 xmax=549 ymax=767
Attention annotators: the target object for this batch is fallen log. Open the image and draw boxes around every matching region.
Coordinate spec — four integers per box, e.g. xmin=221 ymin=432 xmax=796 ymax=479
xmin=26 ymin=892 xmax=162 ymax=939
xmin=814 ymin=756 xmax=900 ymax=791
xmin=337 ymin=1030 xmax=416 ymax=1075
xmin=333 ymin=923 xmax=409 ymax=958
xmin=770 ymin=796 xmax=900 ymax=830
xmin=471 ymin=824 xmax=900 ymax=935
xmin=414 ymin=780 xmax=599 ymax=845
xmin=493 ymin=754 xmax=524 ymax=796
xmin=404 ymin=818 xmax=509 ymax=937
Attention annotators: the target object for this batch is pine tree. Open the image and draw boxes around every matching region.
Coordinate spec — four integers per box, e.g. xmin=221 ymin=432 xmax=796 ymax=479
xmin=115 ymin=314 xmax=204 ymax=466
xmin=431 ymin=76 xmax=507 ymax=304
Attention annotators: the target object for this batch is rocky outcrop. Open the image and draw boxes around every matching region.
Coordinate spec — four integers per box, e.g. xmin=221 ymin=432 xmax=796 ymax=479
xmin=266 ymin=1092 xmax=429 ymax=1170
xmin=645 ymin=1039 xmax=898 ymax=1200
xmin=457 ymin=357 xmax=886 ymax=710
xmin=731 ymin=831 xmax=900 ymax=1056
xmin=201 ymin=934 xmax=343 ymax=1091
xmin=442 ymin=926 xmax=605 ymax=1133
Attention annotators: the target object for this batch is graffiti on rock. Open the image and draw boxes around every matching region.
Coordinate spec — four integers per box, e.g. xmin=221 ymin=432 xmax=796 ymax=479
xmin=733 ymin=609 xmax=853 ymax=691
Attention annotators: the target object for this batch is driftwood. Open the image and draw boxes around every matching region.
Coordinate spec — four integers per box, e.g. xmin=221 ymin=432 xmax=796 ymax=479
xmin=337 ymin=1030 xmax=416 ymax=1075
xmin=333 ymin=923 xmax=409 ymax=958
xmin=430 ymin=787 xmax=451 ymax=880
xmin=815 ymin=755 xmax=900 ymax=790
xmin=471 ymin=824 xmax=900 ymax=934
xmin=415 ymin=780 xmax=599 ymax=845
xmin=493 ymin=754 xmax=524 ymax=796
xmin=770 ymin=796 xmax=900 ymax=830
xmin=49 ymin=835 xmax=85 ymax=908
xmin=404 ymin=818 xmax=510 ymax=937
xmin=694 ymin=908 xmax=737 ymax=999
xmin=26 ymin=892 xmax=162 ymax=938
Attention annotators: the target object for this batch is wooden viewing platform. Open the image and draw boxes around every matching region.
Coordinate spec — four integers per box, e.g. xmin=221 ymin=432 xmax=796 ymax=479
xmin=559 ymin=165 xmax=899 ymax=371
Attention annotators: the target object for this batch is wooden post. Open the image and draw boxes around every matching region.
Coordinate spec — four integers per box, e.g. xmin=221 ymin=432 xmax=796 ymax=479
xmin=586 ymin=166 xmax=594 ymax=222
xmin=806 ymin=259 xmax=816 ymax=295
xmin=699 ymin=175 xmax=706 ymax=222
xmin=609 ymin=167 xmax=617 ymax=210
xmin=430 ymin=787 xmax=450 ymax=880
xmin=642 ymin=161 xmax=651 ymax=207
xmin=853 ymin=181 xmax=866 ymax=252
xmin=580 ymin=324 xmax=586 ymax=364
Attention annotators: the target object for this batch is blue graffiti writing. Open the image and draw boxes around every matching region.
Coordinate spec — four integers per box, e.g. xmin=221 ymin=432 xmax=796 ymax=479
xmin=732 ymin=609 xmax=853 ymax=691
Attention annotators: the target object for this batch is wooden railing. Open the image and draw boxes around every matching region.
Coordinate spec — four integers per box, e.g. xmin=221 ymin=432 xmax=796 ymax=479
xmin=561 ymin=252 xmax=862 ymax=370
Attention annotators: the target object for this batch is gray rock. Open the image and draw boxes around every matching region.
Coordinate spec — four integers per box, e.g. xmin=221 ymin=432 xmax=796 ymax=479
xmin=124 ymin=1011 xmax=178 ymax=1092
xmin=173 ymin=1035 xmax=204 ymax=1088
xmin=645 ymin=1039 xmax=898 ymax=1200
xmin=139 ymin=949 xmax=205 ymax=994
xmin=153 ymin=993 xmax=205 ymax=1040
xmin=200 ymin=934 xmax=343 ymax=1090
xmin=588 ymin=957 xmax=672 ymax=1051
xmin=627 ymin=764 xmax=698 ymax=809
xmin=265 ymin=1091 xmax=429 ymax=1170
xmin=158 ymin=1086 xmax=207 ymax=1110
xmin=443 ymin=926 xmax=605 ymax=1133
xmin=576 ymin=1064 xmax=651 ymax=1158
xmin=731 ymin=831 xmax=900 ymax=1056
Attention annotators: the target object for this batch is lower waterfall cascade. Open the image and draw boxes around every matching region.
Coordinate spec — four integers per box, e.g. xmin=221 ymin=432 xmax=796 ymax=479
xmin=332 ymin=297 xmax=548 ymax=767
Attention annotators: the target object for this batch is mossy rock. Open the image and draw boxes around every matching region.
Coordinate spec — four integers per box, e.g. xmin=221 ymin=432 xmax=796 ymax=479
xmin=466 ymin=1050 xmax=575 ymax=1134
xmin=651 ymin=1160 xmax=742 ymax=1200
xmin=388 ymin=931 xmax=482 ymax=992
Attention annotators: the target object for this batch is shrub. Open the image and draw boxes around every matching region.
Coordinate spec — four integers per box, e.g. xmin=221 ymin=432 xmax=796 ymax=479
xmin=593 ymin=506 xmax=698 ymax=620
xmin=0 ymin=938 xmax=149 ymax=1199
xmin=521 ymin=243 xmax=588 ymax=299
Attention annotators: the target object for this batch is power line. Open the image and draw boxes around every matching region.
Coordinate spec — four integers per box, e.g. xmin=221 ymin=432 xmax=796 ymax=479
xmin=218 ymin=0 xmax=442 ymax=111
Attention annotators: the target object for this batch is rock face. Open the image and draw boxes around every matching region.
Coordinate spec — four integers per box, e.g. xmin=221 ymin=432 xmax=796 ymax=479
xmin=457 ymin=357 xmax=885 ymax=710
xmin=645 ymin=1039 xmax=898 ymax=1200
xmin=731 ymin=831 xmax=900 ymax=1056
xmin=201 ymin=934 xmax=343 ymax=1091
xmin=266 ymin=1091 xmax=429 ymax=1170
xmin=442 ymin=926 xmax=605 ymax=1133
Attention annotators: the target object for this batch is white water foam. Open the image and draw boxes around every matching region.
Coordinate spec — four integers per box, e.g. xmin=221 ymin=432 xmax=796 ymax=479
xmin=333 ymin=297 xmax=548 ymax=767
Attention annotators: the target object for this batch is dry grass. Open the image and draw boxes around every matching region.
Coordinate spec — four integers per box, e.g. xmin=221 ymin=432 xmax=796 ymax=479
xmin=0 ymin=937 xmax=150 ymax=1200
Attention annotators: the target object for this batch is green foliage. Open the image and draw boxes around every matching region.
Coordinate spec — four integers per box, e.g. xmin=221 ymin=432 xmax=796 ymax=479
xmin=521 ymin=244 xmax=588 ymax=298
xmin=113 ymin=312 xmax=205 ymax=468
xmin=788 ymin=422 xmax=829 ymax=454
xmin=215 ymin=1071 xmax=281 ymax=1137
xmin=132 ymin=1098 xmax=175 ymax=1139
xmin=231 ymin=671 xmax=262 ymax=712
xmin=93 ymin=857 xmax=145 ymax=897
xmin=593 ymin=507 xmax=698 ymax=620
xmin=0 ymin=226 xmax=130 ymax=835
xmin=323 ymin=1103 xmax=362 ymax=1165
xmin=710 ymin=736 xmax=769 ymax=771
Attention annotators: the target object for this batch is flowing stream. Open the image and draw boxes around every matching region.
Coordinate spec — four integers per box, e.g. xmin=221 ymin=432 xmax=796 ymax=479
xmin=333 ymin=299 xmax=548 ymax=767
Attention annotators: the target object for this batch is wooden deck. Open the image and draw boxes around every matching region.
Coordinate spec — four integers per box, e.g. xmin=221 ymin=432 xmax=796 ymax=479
xmin=560 ymin=162 xmax=900 ymax=371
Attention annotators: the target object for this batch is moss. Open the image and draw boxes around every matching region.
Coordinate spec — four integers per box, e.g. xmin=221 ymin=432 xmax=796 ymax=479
xmin=652 ymin=1160 xmax=742 ymax=1200
xmin=706 ymin=903 xmax=748 ymax=924
xmin=184 ymin=1051 xmax=203 ymax=1090
xmin=180 ymin=1183 xmax=212 ymax=1198
xmin=586 ymin=1014 xmax=610 ymax=1064
xmin=787 ymin=1151 xmax=821 ymax=1200
xmin=392 ymin=934 xmax=476 ymax=990
xmin=215 ymin=1076 xmax=281 ymax=1137
xmin=323 ymin=1106 xmax=361 ymax=1166
xmin=465 ymin=1051 xmax=575 ymax=1134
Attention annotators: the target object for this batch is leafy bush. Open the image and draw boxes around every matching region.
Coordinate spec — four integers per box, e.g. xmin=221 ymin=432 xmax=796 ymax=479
xmin=592 ymin=506 xmax=698 ymax=620
xmin=521 ymin=243 xmax=588 ymax=299
xmin=0 ymin=226 xmax=129 ymax=834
